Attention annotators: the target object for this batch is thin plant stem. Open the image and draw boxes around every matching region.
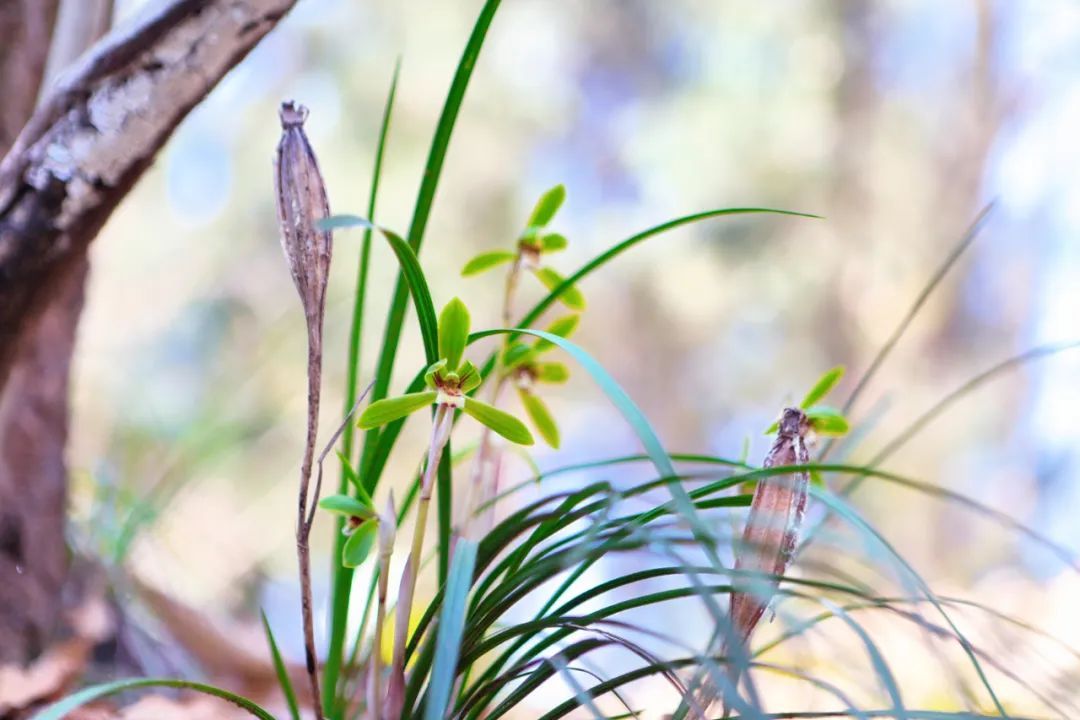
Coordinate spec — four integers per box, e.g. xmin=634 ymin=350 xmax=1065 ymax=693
xmin=385 ymin=403 xmax=454 ymax=718
xmin=371 ymin=548 xmax=391 ymax=720
xmin=466 ymin=257 xmax=522 ymax=535
xmin=297 ymin=327 xmax=325 ymax=720
xmin=818 ymin=204 xmax=993 ymax=462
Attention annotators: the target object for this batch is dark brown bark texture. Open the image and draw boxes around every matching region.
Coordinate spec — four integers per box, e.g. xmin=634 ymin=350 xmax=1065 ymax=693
xmin=0 ymin=0 xmax=298 ymax=664
xmin=0 ymin=0 xmax=65 ymax=667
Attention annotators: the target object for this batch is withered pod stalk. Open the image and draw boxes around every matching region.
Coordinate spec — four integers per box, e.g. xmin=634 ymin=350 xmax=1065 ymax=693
xmin=274 ymin=100 xmax=332 ymax=720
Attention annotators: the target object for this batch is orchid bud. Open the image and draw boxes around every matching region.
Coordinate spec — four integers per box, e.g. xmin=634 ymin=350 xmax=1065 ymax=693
xmin=378 ymin=491 xmax=397 ymax=559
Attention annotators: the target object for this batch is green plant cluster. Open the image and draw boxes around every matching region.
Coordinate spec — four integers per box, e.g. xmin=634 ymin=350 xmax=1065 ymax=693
xmin=39 ymin=2 xmax=1080 ymax=719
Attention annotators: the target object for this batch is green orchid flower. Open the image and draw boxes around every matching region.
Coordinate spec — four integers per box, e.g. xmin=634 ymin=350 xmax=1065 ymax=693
xmin=499 ymin=314 xmax=578 ymax=449
xmin=318 ymin=483 xmax=396 ymax=569
xmin=357 ymin=298 xmax=535 ymax=446
xmin=461 ymin=184 xmax=585 ymax=311
xmin=762 ymin=365 xmax=851 ymax=488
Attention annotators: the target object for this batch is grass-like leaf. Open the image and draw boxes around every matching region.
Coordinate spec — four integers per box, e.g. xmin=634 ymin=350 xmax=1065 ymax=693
xmin=326 ymin=61 xmax=400 ymax=713
xmin=841 ymin=204 xmax=994 ymax=416
xmin=809 ymin=485 xmax=1009 ymax=716
xmin=424 ymin=539 xmax=478 ymax=720
xmin=321 ymin=215 xmax=439 ymax=367
xmin=364 ymin=0 xmax=502 ymax=429
xmin=261 ymin=612 xmax=301 ymax=720
xmin=335 ymin=450 xmax=374 ymax=501
xmin=534 ymin=314 xmax=579 ymax=353
xmin=30 ymin=678 xmax=276 ymax=720
xmin=517 ymin=207 xmax=818 ymax=330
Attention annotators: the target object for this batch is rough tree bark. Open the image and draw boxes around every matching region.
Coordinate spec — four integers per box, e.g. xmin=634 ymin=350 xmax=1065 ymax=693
xmin=0 ymin=0 xmax=65 ymax=667
xmin=0 ymin=0 xmax=299 ymax=664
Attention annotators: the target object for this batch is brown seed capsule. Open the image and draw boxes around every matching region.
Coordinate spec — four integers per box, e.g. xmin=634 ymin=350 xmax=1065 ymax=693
xmin=274 ymin=100 xmax=332 ymax=339
xmin=274 ymin=100 xmax=332 ymax=720
xmin=730 ymin=406 xmax=811 ymax=643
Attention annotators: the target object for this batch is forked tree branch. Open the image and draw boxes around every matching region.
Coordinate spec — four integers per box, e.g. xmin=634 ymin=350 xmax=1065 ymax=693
xmin=0 ymin=0 xmax=299 ymax=393
xmin=0 ymin=0 xmax=299 ymax=666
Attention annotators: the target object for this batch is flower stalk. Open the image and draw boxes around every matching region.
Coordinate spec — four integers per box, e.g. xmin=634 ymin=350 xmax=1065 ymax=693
xmin=369 ymin=493 xmax=396 ymax=720
xmin=384 ymin=403 xmax=454 ymax=718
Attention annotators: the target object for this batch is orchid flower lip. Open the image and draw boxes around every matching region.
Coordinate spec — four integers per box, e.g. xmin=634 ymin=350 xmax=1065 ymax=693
xmin=436 ymin=389 xmax=465 ymax=408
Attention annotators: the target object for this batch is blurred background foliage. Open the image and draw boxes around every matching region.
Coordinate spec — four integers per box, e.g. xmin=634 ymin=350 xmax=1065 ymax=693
xmin=65 ymin=0 xmax=1080 ymax=713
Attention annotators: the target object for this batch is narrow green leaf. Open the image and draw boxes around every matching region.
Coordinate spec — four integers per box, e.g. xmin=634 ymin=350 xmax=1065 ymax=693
xmin=841 ymin=205 xmax=994 ymax=417
xmin=800 ymin=365 xmax=845 ymax=409
xmin=809 ymin=469 xmax=826 ymax=488
xmin=540 ymin=233 xmax=568 ymax=253
xmin=424 ymin=539 xmax=478 ymax=720
xmin=519 ymin=389 xmax=560 ymax=448
xmin=533 ymin=267 xmax=585 ymax=310
xmin=31 ymin=679 xmax=276 ymax=720
xmin=810 ymin=486 xmax=1009 ymax=716
xmin=261 ymin=612 xmax=301 ymax=720
xmin=363 ymin=0 xmax=502 ymax=461
xmin=462 ymin=250 xmax=516 ymax=277
xmin=463 ymin=398 xmax=534 ymax=445
xmin=319 ymin=494 xmax=375 ymax=518
xmin=439 ymin=297 xmax=471 ymax=370
xmin=535 ymin=315 xmax=580 ymax=353
xmin=320 ymin=216 xmax=439 ymax=365
xmin=358 ymin=391 xmax=437 ymax=429
xmin=326 ymin=60 xmax=400 ymax=713
xmin=525 ymin=184 xmax=566 ymax=229
xmin=346 ymin=0 xmax=503 ymax=698
xmin=469 ymin=330 xmax=733 ymax=627
xmin=318 ymin=215 xmax=373 ymax=231
xmin=517 ymin=207 xmax=819 ymax=330
xmin=336 ymin=450 xmax=374 ymax=503
xmin=342 ymin=521 xmax=378 ymax=568
xmin=764 ymin=419 xmax=779 ymax=435
xmin=536 ymin=362 xmax=569 ymax=384
xmin=471 ymin=329 xmax=674 ymax=479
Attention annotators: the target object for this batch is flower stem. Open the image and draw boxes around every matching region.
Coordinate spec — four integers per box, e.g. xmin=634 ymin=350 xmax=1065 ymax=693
xmin=297 ymin=328 xmax=325 ymax=720
xmin=370 ymin=548 xmax=391 ymax=720
xmin=465 ymin=256 xmax=522 ymax=534
xmin=384 ymin=404 xmax=453 ymax=718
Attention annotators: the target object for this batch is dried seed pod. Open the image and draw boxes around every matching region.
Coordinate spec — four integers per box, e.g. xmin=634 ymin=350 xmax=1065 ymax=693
xmin=274 ymin=100 xmax=332 ymax=339
xmin=707 ymin=407 xmax=811 ymax=717
xmin=730 ymin=406 xmax=811 ymax=643
xmin=274 ymin=99 xmax=332 ymax=720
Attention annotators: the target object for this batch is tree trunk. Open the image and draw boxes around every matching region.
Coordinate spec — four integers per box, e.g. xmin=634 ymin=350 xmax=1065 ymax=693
xmin=0 ymin=0 xmax=299 ymax=664
xmin=0 ymin=0 xmax=65 ymax=665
